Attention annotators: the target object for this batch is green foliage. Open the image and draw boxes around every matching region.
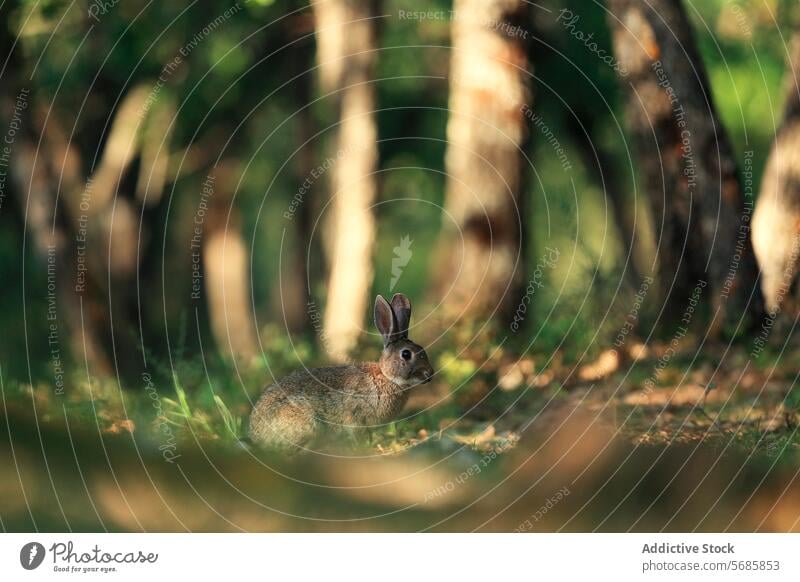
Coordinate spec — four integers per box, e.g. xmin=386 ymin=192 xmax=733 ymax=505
xmin=3 ymin=0 xmax=795 ymax=378
xmin=161 ymin=374 xmax=214 ymax=435
xmin=213 ymin=394 xmax=243 ymax=440
xmin=2 ymin=0 xmax=800 ymax=471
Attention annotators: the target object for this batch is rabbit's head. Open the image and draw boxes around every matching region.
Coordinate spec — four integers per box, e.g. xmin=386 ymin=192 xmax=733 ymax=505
xmin=374 ymin=293 xmax=434 ymax=387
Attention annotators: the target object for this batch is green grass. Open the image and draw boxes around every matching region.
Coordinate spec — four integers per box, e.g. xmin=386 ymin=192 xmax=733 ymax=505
xmin=3 ymin=333 xmax=800 ymax=466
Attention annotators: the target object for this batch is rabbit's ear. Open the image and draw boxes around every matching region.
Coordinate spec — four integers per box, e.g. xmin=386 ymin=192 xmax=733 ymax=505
xmin=374 ymin=295 xmax=396 ymax=347
xmin=390 ymin=293 xmax=411 ymax=339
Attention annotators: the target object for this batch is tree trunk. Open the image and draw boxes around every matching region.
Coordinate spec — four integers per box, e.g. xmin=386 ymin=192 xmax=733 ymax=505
xmin=10 ymin=96 xmax=117 ymax=377
xmin=752 ymin=31 xmax=800 ymax=316
xmin=40 ymin=86 xmax=157 ymax=380
xmin=201 ymin=164 xmax=258 ymax=362
xmin=1 ymin=2 xmax=116 ymax=378
xmin=436 ymin=0 xmax=532 ymax=322
xmin=313 ymin=0 xmax=379 ymax=361
xmin=274 ymin=20 xmax=317 ymax=334
xmin=607 ymin=0 xmax=760 ymax=329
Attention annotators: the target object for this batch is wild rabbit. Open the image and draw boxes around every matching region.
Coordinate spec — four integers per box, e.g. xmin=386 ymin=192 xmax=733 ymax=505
xmin=248 ymin=293 xmax=434 ymax=451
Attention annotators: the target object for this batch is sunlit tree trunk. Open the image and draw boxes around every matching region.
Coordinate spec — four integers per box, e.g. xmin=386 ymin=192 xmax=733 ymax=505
xmin=752 ymin=31 xmax=800 ymax=316
xmin=607 ymin=0 xmax=760 ymax=329
xmin=314 ymin=0 xmax=379 ymax=361
xmin=437 ymin=0 xmax=532 ymax=321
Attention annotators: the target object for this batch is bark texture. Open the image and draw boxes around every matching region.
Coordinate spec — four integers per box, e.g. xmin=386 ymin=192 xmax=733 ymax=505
xmin=607 ymin=0 xmax=760 ymax=328
xmin=438 ymin=0 xmax=532 ymax=321
xmin=314 ymin=0 xmax=379 ymax=361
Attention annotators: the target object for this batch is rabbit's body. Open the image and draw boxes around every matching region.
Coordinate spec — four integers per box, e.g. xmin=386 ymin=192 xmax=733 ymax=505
xmin=248 ymin=363 xmax=411 ymax=449
xmin=248 ymin=294 xmax=433 ymax=451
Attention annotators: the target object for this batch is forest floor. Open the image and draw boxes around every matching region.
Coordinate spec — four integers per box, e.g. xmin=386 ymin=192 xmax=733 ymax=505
xmin=6 ymin=335 xmax=799 ymax=461
xmin=372 ymin=339 xmax=800 ymax=466
xmin=2 ymin=335 xmax=799 ymax=531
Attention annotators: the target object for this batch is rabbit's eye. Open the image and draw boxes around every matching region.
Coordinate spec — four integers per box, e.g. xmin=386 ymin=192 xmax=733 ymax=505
xmin=401 ymin=349 xmax=412 ymax=361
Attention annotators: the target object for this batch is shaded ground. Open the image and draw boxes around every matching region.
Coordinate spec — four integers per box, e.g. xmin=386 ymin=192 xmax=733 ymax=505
xmin=1 ymin=338 xmax=799 ymax=532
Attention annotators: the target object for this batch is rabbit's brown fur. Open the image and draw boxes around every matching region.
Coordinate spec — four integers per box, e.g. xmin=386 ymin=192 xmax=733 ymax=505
xmin=248 ymin=294 xmax=433 ymax=451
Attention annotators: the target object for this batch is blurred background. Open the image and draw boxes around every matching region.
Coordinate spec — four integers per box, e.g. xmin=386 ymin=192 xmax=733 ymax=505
xmin=1 ymin=0 xmax=800 ymax=531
